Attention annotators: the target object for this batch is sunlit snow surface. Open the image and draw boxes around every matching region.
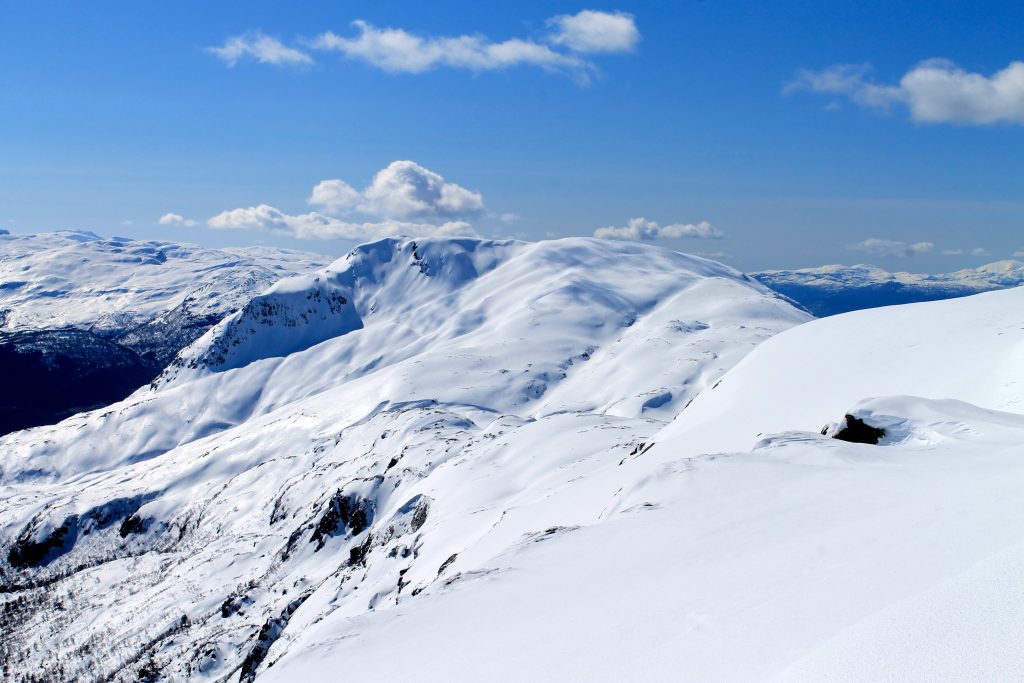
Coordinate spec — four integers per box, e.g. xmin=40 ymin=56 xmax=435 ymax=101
xmin=2 ymin=236 xmax=1022 ymax=681
xmin=0 ymin=230 xmax=327 ymax=333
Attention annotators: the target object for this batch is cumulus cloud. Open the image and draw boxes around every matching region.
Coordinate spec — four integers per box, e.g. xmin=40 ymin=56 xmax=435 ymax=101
xmin=207 ymin=204 xmax=477 ymax=241
xmin=307 ymin=161 xmax=484 ymax=221
xmin=210 ymin=161 xmax=485 ymax=241
xmin=848 ymin=238 xmax=934 ymax=257
xmin=360 ymin=161 xmax=484 ymax=219
xmin=158 ymin=212 xmax=197 ymax=227
xmin=308 ymin=179 xmax=361 ymax=214
xmin=971 ymin=246 xmax=992 ymax=257
xmin=207 ymin=31 xmax=313 ymax=67
xmin=547 ymin=10 xmax=639 ymax=54
xmin=786 ymin=59 xmax=1024 ymax=125
xmin=594 ymin=217 xmax=724 ymax=241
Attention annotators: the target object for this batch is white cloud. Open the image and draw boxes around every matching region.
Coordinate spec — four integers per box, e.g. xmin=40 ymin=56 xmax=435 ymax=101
xmin=311 ymin=21 xmax=589 ymax=79
xmin=499 ymin=212 xmax=520 ymax=224
xmin=594 ymin=217 xmax=724 ymax=241
xmin=309 ymin=161 xmax=484 ymax=221
xmin=848 ymin=238 xmax=934 ymax=257
xmin=308 ymin=179 xmax=361 ymax=214
xmin=547 ymin=10 xmax=639 ymax=54
xmin=211 ymin=12 xmax=642 ymax=82
xmin=158 ymin=212 xmax=197 ymax=227
xmin=210 ymin=160 xmax=485 ymax=242
xmin=208 ymin=31 xmax=312 ymax=67
xmin=361 ymin=161 xmax=483 ymax=219
xmin=942 ymin=248 xmax=964 ymax=256
xmin=207 ymin=204 xmax=477 ymax=241
xmin=971 ymin=246 xmax=992 ymax=257
xmin=787 ymin=59 xmax=1024 ymax=125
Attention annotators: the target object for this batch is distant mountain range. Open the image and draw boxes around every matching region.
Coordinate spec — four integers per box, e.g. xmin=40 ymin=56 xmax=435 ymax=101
xmin=0 ymin=230 xmax=326 ymax=435
xmin=753 ymin=260 xmax=1024 ymax=316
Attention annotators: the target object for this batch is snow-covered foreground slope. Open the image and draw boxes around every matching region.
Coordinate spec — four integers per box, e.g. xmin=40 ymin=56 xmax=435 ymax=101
xmin=0 ymin=237 xmax=806 ymax=681
xmin=754 ymin=259 xmax=1024 ymax=316
xmin=264 ymin=286 xmax=1024 ymax=682
xmin=0 ymin=230 xmax=326 ymax=434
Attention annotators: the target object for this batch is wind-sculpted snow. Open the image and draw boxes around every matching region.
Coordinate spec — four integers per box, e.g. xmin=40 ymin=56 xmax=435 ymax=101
xmin=0 ymin=236 xmax=807 ymax=681
xmin=651 ymin=284 xmax=1024 ymax=458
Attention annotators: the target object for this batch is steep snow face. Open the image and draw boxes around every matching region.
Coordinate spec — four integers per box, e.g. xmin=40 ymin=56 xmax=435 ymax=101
xmin=0 ymin=237 xmax=807 ymax=682
xmin=754 ymin=259 xmax=1024 ymax=316
xmin=261 ymin=287 xmax=1024 ymax=683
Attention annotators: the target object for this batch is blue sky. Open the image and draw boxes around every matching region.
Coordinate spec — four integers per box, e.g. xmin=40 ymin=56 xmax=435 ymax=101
xmin=2 ymin=0 xmax=1023 ymax=271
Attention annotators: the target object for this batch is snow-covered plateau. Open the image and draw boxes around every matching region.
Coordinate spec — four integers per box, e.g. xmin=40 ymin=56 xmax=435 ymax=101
xmin=1 ymin=235 xmax=1022 ymax=682
xmin=0 ymin=230 xmax=326 ymax=435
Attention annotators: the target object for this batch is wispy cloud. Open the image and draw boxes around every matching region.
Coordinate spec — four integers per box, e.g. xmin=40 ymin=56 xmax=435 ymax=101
xmin=786 ymin=59 xmax=1024 ymax=126
xmin=208 ymin=30 xmax=313 ymax=67
xmin=848 ymin=238 xmax=934 ymax=257
xmin=209 ymin=161 xmax=484 ymax=241
xmin=594 ymin=217 xmax=724 ymax=241
xmin=209 ymin=11 xmax=639 ymax=83
xmin=158 ymin=212 xmax=197 ymax=227
xmin=311 ymin=21 xmax=589 ymax=78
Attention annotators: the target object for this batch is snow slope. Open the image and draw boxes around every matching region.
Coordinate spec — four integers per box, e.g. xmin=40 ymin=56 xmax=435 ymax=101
xmin=754 ymin=259 xmax=1024 ymax=316
xmin=0 ymin=237 xmax=807 ymax=681
xmin=265 ymin=286 xmax=1024 ymax=682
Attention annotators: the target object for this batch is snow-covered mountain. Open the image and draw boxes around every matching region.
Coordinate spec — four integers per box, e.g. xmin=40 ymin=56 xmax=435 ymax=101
xmin=753 ymin=259 xmax=1024 ymax=316
xmin=0 ymin=230 xmax=327 ymax=435
xmin=3 ymin=235 xmax=1022 ymax=681
xmin=0 ymin=236 xmax=807 ymax=681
